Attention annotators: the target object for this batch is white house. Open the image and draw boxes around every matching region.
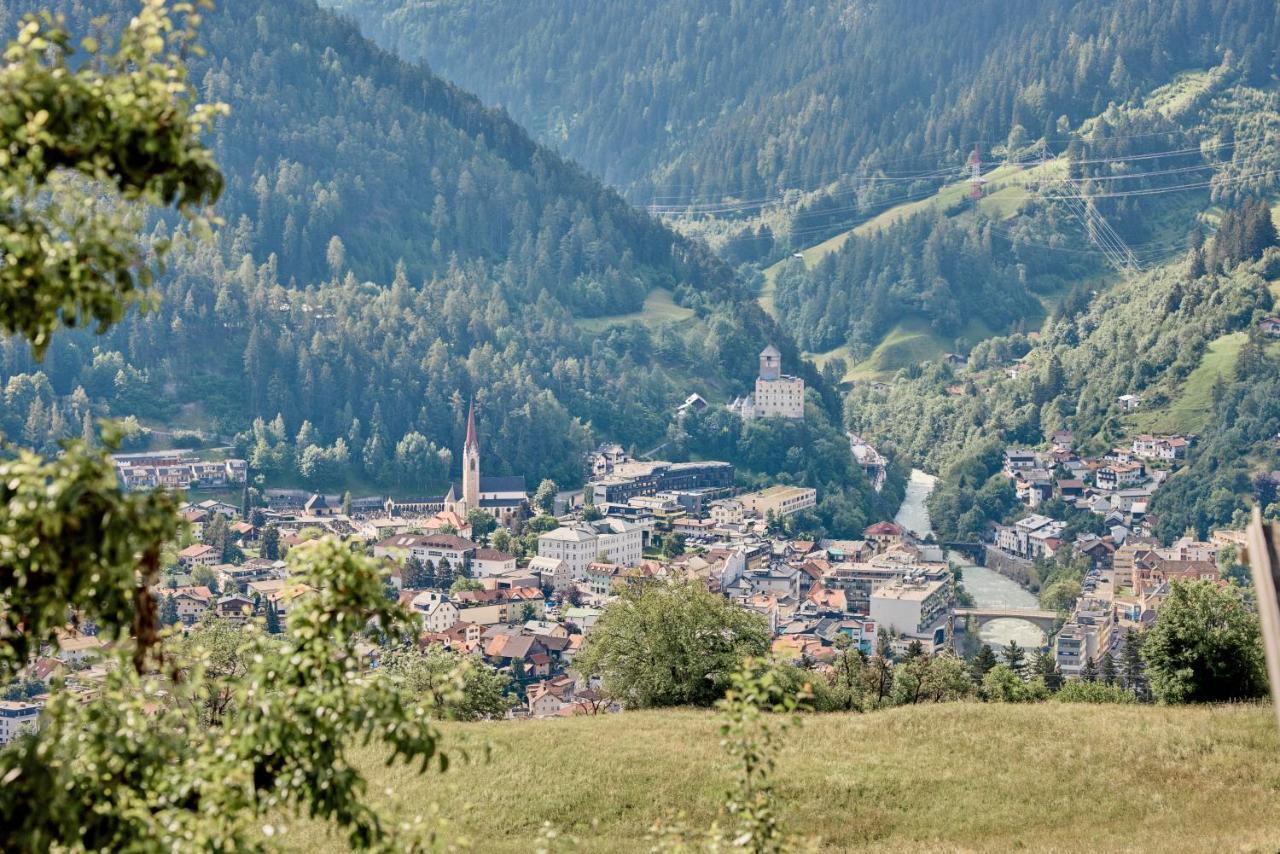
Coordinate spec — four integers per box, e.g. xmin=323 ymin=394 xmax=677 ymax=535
xmin=537 ymin=518 xmax=644 ymax=581
xmin=527 ymin=555 xmax=570 ymax=592
xmin=411 ymin=591 xmax=461 ymax=634
xmin=0 ymin=700 xmax=41 ymax=745
xmin=472 ymin=548 xmax=517 ymax=578
xmin=538 ymin=526 xmax=600 ymax=582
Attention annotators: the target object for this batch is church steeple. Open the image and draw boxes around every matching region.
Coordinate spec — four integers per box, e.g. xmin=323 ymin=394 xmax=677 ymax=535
xmin=464 ymin=398 xmax=479 ymax=453
xmin=462 ymin=399 xmax=480 ymax=512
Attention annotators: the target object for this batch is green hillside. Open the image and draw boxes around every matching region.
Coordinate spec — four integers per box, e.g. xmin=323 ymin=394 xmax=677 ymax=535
xmin=282 ymin=704 xmax=1280 ymax=852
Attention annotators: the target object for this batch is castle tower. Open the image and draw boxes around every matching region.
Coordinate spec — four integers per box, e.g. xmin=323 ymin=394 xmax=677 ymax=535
xmin=462 ymin=399 xmax=480 ymax=513
xmin=759 ymin=344 xmax=782 ymax=381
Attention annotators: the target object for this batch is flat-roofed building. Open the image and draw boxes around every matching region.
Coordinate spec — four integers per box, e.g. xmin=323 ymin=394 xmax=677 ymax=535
xmin=869 ymin=575 xmax=951 ymax=649
xmin=0 ymin=700 xmax=41 ymax=745
xmin=738 ymin=485 xmax=817 ymax=519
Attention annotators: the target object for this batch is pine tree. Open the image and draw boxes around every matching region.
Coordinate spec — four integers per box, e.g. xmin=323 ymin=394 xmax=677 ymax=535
xmin=969 ymin=644 xmax=998 ymax=684
xmin=160 ymin=593 xmax=179 ymax=628
xmin=265 ymin=601 xmax=281 ymax=634
xmin=1033 ymin=649 xmax=1062 ymax=691
xmin=436 ymin=558 xmax=454 ymax=590
xmin=1081 ymin=655 xmax=1098 ymax=682
xmin=1121 ymin=629 xmax=1146 ymax=697
xmin=1100 ymin=651 xmax=1118 ymax=686
xmin=1002 ymin=640 xmax=1026 ymax=677
xmin=403 ymin=557 xmax=427 ymax=590
xmin=261 ymin=525 xmax=281 ymax=561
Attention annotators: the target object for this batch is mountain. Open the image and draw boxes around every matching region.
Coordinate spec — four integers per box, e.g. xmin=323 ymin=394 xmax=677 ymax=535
xmin=0 ymin=0 xmax=736 ymax=311
xmin=0 ymin=0 xmax=890 ymax=536
xmin=324 ymin=0 xmax=1280 ymax=382
xmin=324 ymin=0 xmax=1278 ymax=219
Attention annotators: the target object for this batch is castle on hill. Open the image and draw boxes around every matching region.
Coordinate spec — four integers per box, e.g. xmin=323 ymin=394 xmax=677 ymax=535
xmin=728 ymin=345 xmax=805 ymax=420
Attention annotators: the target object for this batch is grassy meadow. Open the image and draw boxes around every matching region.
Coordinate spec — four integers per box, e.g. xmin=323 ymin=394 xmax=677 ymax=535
xmin=574 ymin=287 xmax=696 ymax=333
xmin=280 ymin=702 xmax=1280 ymax=853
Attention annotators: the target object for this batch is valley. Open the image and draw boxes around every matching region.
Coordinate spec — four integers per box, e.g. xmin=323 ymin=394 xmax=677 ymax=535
xmin=3 ymin=2 xmax=1280 ymax=851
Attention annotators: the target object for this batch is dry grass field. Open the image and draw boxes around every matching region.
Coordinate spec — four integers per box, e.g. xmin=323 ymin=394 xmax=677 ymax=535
xmin=281 ymin=702 xmax=1280 ymax=852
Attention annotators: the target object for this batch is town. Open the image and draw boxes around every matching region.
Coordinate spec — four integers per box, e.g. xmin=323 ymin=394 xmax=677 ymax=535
xmin=4 ymin=345 xmax=1265 ymax=739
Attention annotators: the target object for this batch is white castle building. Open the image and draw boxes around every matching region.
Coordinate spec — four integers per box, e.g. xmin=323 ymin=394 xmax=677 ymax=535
xmin=728 ymin=345 xmax=805 ymax=420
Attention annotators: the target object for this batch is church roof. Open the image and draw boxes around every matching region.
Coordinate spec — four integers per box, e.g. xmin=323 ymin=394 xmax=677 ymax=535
xmin=444 ymin=476 xmax=527 ymax=501
xmin=760 ymin=344 xmax=781 ymax=358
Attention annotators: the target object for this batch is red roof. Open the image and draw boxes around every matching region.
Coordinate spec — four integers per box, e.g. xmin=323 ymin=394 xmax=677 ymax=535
xmin=864 ymin=521 xmax=903 ymax=537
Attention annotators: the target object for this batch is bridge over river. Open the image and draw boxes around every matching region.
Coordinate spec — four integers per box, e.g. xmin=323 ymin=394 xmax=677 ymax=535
xmin=953 ymin=607 xmax=1060 ymax=634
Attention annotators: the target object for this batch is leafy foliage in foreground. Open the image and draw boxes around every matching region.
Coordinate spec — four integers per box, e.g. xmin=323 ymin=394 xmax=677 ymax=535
xmin=0 ymin=0 xmax=223 ymax=355
xmin=0 ymin=4 xmax=461 ymax=847
xmin=0 ymin=540 xmax=451 ymax=850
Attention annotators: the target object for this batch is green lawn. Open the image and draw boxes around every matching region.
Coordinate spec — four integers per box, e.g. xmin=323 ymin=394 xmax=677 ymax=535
xmin=280 ymin=703 xmax=1280 ymax=853
xmin=805 ymin=316 xmax=998 ymax=382
xmin=574 ymin=287 xmax=696 ymax=333
xmin=1129 ymin=331 xmax=1247 ymax=434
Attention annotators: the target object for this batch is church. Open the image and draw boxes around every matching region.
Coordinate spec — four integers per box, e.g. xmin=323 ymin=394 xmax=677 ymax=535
xmin=442 ymin=401 xmax=528 ymax=527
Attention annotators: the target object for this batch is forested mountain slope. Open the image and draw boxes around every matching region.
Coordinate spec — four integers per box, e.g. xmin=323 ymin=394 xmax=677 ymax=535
xmin=0 ymin=0 xmax=890 ymax=535
xmin=326 ymin=0 xmax=1279 ymax=226
xmin=0 ymin=0 xmax=731 ymax=311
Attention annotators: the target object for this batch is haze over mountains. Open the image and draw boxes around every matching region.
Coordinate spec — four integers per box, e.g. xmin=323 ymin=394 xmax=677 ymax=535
xmin=326 ymin=0 xmax=1277 ymax=213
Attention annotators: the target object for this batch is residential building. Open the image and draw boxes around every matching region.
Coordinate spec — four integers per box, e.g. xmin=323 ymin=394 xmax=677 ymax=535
xmin=563 ymin=606 xmax=604 ymax=636
xmin=177 ymin=544 xmax=218 ymax=569
xmin=537 ymin=518 xmax=644 ymax=580
xmin=583 ymin=562 xmax=628 ymax=598
xmin=864 ymin=521 xmax=905 ymax=549
xmin=738 ymin=485 xmax=817 ymax=519
xmin=527 ymin=555 xmax=570 ymax=592
xmin=538 ymin=526 xmax=601 ymax=582
xmin=410 ymin=591 xmax=461 ymax=633
xmin=0 ymin=700 xmax=41 ymax=746
xmin=54 ymin=631 xmax=107 ymax=665
xmin=370 ymin=534 xmax=479 ymax=569
xmin=472 ymin=548 xmax=517 ymax=578
xmin=869 ymin=575 xmax=950 ymax=648
xmin=1097 ymin=461 xmax=1145 ymax=490
xmin=112 ymin=452 xmax=248 ymax=492
xmin=1055 ymin=599 xmax=1116 ymax=678
xmin=453 ymin=587 xmax=545 ymax=626
xmin=710 ymin=499 xmax=744 ymax=526
xmin=1003 ymin=448 xmax=1039 ymax=475
xmin=216 ymin=594 xmax=255 ymax=624
xmin=159 ymin=585 xmax=214 ymax=626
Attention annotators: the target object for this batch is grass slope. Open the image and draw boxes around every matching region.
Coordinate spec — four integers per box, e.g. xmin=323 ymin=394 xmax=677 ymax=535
xmin=283 ymin=703 xmax=1280 ymax=852
xmin=757 ymin=157 xmax=1064 ymax=376
xmin=1128 ymin=331 xmax=1247 ymax=434
xmin=574 ymin=287 xmax=697 ymax=333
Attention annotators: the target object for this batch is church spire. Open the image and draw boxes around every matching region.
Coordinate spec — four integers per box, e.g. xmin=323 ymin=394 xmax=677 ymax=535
xmin=462 ymin=398 xmax=480 ymax=514
xmin=464 ymin=398 xmax=479 ymax=453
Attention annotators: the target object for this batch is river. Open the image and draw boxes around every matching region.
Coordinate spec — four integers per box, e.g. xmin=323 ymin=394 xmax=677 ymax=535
xmin=894 ymin=469 xmax=1046 ymax=649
